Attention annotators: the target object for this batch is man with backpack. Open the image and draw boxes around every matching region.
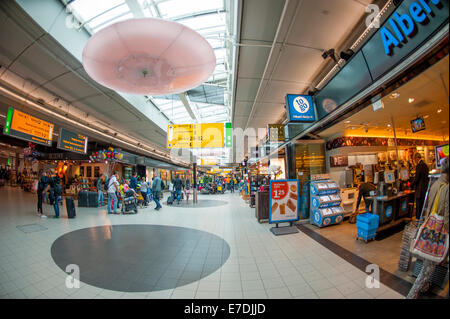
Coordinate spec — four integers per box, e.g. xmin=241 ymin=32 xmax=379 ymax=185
xmin=36 ymin=171 xmax=50 ymax=218
xmin=48 ymin=171 xmax=62 ymax=218
xmin=173 ymin=176 xmax=184 ymax=205
xmin=151 ymin=173 xmax=162 ymax=210
xmin=107 ymin=171 xmax=120 ymax=214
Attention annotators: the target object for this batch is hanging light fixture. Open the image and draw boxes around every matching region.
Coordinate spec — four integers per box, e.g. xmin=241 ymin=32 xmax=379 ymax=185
xmin=82 ymin=18 xmax=216 ymax=95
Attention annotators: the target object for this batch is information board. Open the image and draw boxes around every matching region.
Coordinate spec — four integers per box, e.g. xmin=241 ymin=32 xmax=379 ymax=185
xmin=167 ymin=123 xmax=225 ymax=149
xmin=269 ymin=179 xmax=299 ymax=223
xmin=57 ymin=128 xmax=88 ymax=154
xmin=3 ymin=107 xmax=53 ymax=146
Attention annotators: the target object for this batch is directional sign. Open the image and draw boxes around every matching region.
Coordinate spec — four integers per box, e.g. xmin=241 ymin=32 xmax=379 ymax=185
xmin=57 ymin=128 xmax=88 ymax=154
xmin=167 ymin=123 xmax=225 ymax=149
xmin=3 ymin=107 xmax=53 ymax=146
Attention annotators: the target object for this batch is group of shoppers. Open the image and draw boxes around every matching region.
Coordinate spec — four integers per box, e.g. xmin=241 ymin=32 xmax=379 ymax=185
xmin=95 ymin=171 xmax=165 ymax=213
xmin=36 ymin=170 xmax=62 ymax=218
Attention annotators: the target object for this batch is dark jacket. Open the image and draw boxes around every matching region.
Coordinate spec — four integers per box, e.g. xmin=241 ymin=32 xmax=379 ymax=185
xmin=356 ymin=182 xmax=377 ymax=210
xmin=173 ymin=178 xmax=184 ymax=191
xmin=129 ymin=176 xmax=138 ymax=190
xmin=414 ymin=160 xmax=429 ymax=199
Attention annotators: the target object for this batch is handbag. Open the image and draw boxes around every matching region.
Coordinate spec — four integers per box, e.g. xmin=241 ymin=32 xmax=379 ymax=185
xmin=411 ymin=185 xmax=449 ymax=263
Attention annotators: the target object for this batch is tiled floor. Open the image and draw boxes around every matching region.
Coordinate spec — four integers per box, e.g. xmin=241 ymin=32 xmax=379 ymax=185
xmin=0 ymin=186 xmax=405 ymax=299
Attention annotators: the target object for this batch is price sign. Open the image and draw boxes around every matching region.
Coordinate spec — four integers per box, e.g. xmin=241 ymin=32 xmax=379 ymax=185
xmin=269 ymin=179 xmax=299 ymax=224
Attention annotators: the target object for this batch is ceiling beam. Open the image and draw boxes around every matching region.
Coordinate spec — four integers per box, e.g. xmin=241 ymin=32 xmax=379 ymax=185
xmin=126 ymin=0 xmax=145 ymax=18
xmin=178 ymin=93 xmax=198 ymax=122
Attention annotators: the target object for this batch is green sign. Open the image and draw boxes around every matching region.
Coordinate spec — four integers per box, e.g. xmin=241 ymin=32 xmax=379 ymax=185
xmin=225 ymin=122 xmax=232 ymax=147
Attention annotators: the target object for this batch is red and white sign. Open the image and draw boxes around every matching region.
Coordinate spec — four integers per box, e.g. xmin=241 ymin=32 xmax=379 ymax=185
xmin=269 ymin=179 xmax=299 ymax=223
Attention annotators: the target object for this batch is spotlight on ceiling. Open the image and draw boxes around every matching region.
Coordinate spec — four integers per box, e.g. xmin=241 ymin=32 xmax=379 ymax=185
xmin=340 ymin=49 xmax=354 ymax=61
xmin=322 ymin=49 xmax=337 ymax=63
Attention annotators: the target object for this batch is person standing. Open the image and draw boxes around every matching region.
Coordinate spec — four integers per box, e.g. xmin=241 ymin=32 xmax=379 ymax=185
xmin=36 ymin=171 xmax=49 ymax=219
xmin=173 ymin=176 xmax=184 ymax=204
xmin=413 ymin=153 xmax=429 ymax=220
xmin=407 ymin=157 xmax=449 ymax=299
xmin=151 ymin=173 xmax=162 ymax=210
xmin=349 ymin=182 xmax=377 ymax=223
xmin=97 ymin=174 xmax=104 ymax=207
xmin=48 ymin=171 xmax=62 ymax=218
xmin=107 ymin=171 xmax=120 ymax=214
xmin=140 ymin=177 xmax=149 ymax=207
xmin=129 ymin=172 xmax=138 ymax=191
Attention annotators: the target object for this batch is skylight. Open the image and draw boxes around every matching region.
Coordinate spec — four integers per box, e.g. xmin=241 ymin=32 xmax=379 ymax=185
xmin=63 ymin=0 xmax=231 ymax=126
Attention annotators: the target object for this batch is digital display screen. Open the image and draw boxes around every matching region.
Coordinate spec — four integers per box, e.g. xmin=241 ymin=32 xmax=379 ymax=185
xmin=435 ymin=144 xmax=449 ymax=168
xmin=384 ymin=171 xmax=395 ymax=184
xmin=411 ymin=117 xmax=425 ymax=133
xmin=57 ymin=128 xmax=88 ymax=154
xmin=3 ymin=107 xmax=53 ymax=146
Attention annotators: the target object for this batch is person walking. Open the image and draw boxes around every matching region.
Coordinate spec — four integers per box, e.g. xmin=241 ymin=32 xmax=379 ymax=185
xmin=140 ymin=177 xmax=149 ymax=207
xmin=151 ymin=174 xmax=162 ymax=210
xmin=413 ymin=153 xmax=429 ymax=220
xmin=97 ymin=173 xmax=104 ymax=207
xmin=407 ymin=157 xmax=449 ymax=299
xmin=36 ymin=171 xmax=49 ymax=219
xmin=173 ymin=176 xmax=184 ymax=204
xmin=107 ymin=171 xmax=120 ymax=214
xmin=185 ymin=183 xmax=191 ymax=203
xmin=48 ymin=171 xmax=62 ymax=218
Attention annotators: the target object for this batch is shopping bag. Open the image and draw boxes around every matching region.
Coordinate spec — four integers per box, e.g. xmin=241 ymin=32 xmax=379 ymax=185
xmin=411 ymin=185 xmax=449 ymax=264
xmin=32 ymin=180 xmax=39 ymax=192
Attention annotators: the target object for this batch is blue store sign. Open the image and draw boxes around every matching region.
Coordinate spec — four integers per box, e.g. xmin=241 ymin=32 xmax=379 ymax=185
xmin=380 ymin=0 xmax=446 ymax=55
xmin=285 ymin=94 xmax=316 ymax=122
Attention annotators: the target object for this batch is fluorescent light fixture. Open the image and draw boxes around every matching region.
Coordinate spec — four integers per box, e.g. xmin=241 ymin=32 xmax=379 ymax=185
xmin=437 ymin=109 xmax=443 ymax=113
xmin=390 ymin=93 xmax=400 ymax=99
xmin=423 ymin=115 xmax=429 ymax=119
xmin=408 ymin=98 xmax=415 ymax=103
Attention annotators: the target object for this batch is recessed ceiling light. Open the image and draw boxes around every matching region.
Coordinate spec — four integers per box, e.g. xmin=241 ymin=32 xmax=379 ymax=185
xmin=437 ymin=109 xmax=442 ymax=113
xmin=423 ymin=115 xmax=429 ymax=119
xmin=345 ymin=120 xmax=351 ymax=124
xmin=408 ymin=98 xmax=415 ymax=103
xmin=387 ymin=124 xmax=391 ymax=127
xmin=390 ymin=93 xmax=400 ymax=99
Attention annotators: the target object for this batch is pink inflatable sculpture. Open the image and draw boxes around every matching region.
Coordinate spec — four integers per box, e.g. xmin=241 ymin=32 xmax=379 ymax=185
xmin=82 ymin=18 xmax=216 ymax=95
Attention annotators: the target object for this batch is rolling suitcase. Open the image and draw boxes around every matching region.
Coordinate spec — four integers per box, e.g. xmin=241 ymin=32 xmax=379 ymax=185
xmin=88 ymin=191 xmax=98 ymax=207
xmin=78 ymin=190 xmax=88 ymax=207
xmin=167 ymin=194 xmax=174 ymax=205
xmin=66 ymin=197 xmax=76 ymax=218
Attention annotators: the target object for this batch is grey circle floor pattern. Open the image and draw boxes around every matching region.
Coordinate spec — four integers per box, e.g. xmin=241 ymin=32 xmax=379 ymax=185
xmin=51 ymin=225 xmax=231 ymax=292
xmin=163 ymin=199 xmax=228 ymax=208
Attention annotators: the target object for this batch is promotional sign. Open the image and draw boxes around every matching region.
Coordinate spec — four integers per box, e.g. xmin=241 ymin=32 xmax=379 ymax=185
xmin=3 ymin=107 xmax=53 ymax=146
xmin=269 ymin=179 xmax=299 ymax=223
xmin=267 ymin=124 xmax=285 ymax=142
xmin=285 ymin=94 xmax=316 ymax=122
xmin=167 ymin=123 xmax=225 ymax=149
xmin=200 ymin=158 xmax=218 ymax=166
xmin=57 ymin=128 xmax=88 ymax=154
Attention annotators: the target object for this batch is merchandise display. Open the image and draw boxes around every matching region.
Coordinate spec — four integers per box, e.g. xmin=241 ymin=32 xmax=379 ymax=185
xmin=310 ymin=178 xmax=344 ymax=227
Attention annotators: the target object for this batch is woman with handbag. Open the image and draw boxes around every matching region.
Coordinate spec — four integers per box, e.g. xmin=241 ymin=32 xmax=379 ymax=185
xmin=407 ymin=157 xmax=449 ymax=299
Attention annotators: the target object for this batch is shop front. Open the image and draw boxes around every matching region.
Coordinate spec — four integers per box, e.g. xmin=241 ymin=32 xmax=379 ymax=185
xmin=288 ymin=0 xmax=449 ymax=297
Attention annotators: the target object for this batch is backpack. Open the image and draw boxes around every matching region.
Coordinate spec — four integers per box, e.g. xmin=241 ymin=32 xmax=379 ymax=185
xmin=104 ymin=177 xmax=109 ymax=191
xmin=161 ymin=180 xmax=165 ymax=189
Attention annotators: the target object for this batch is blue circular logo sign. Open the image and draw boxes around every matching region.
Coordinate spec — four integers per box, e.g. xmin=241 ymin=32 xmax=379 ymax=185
xmin=293 ymin=96 xmax=310 ymax=114
xmin=313 ymin=198 xmax=318 ymax=207
xmin=314 ymin=212 xmax=320 ymax=223
xmin=386 ymin=206 xmax=392 ymax=218
xmin=402 ymin=200 xmax=407 ymax=211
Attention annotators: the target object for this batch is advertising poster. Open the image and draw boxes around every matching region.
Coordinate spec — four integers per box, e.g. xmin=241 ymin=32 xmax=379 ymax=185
xmin=269 ymin=179 xmax=299 ymax=223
